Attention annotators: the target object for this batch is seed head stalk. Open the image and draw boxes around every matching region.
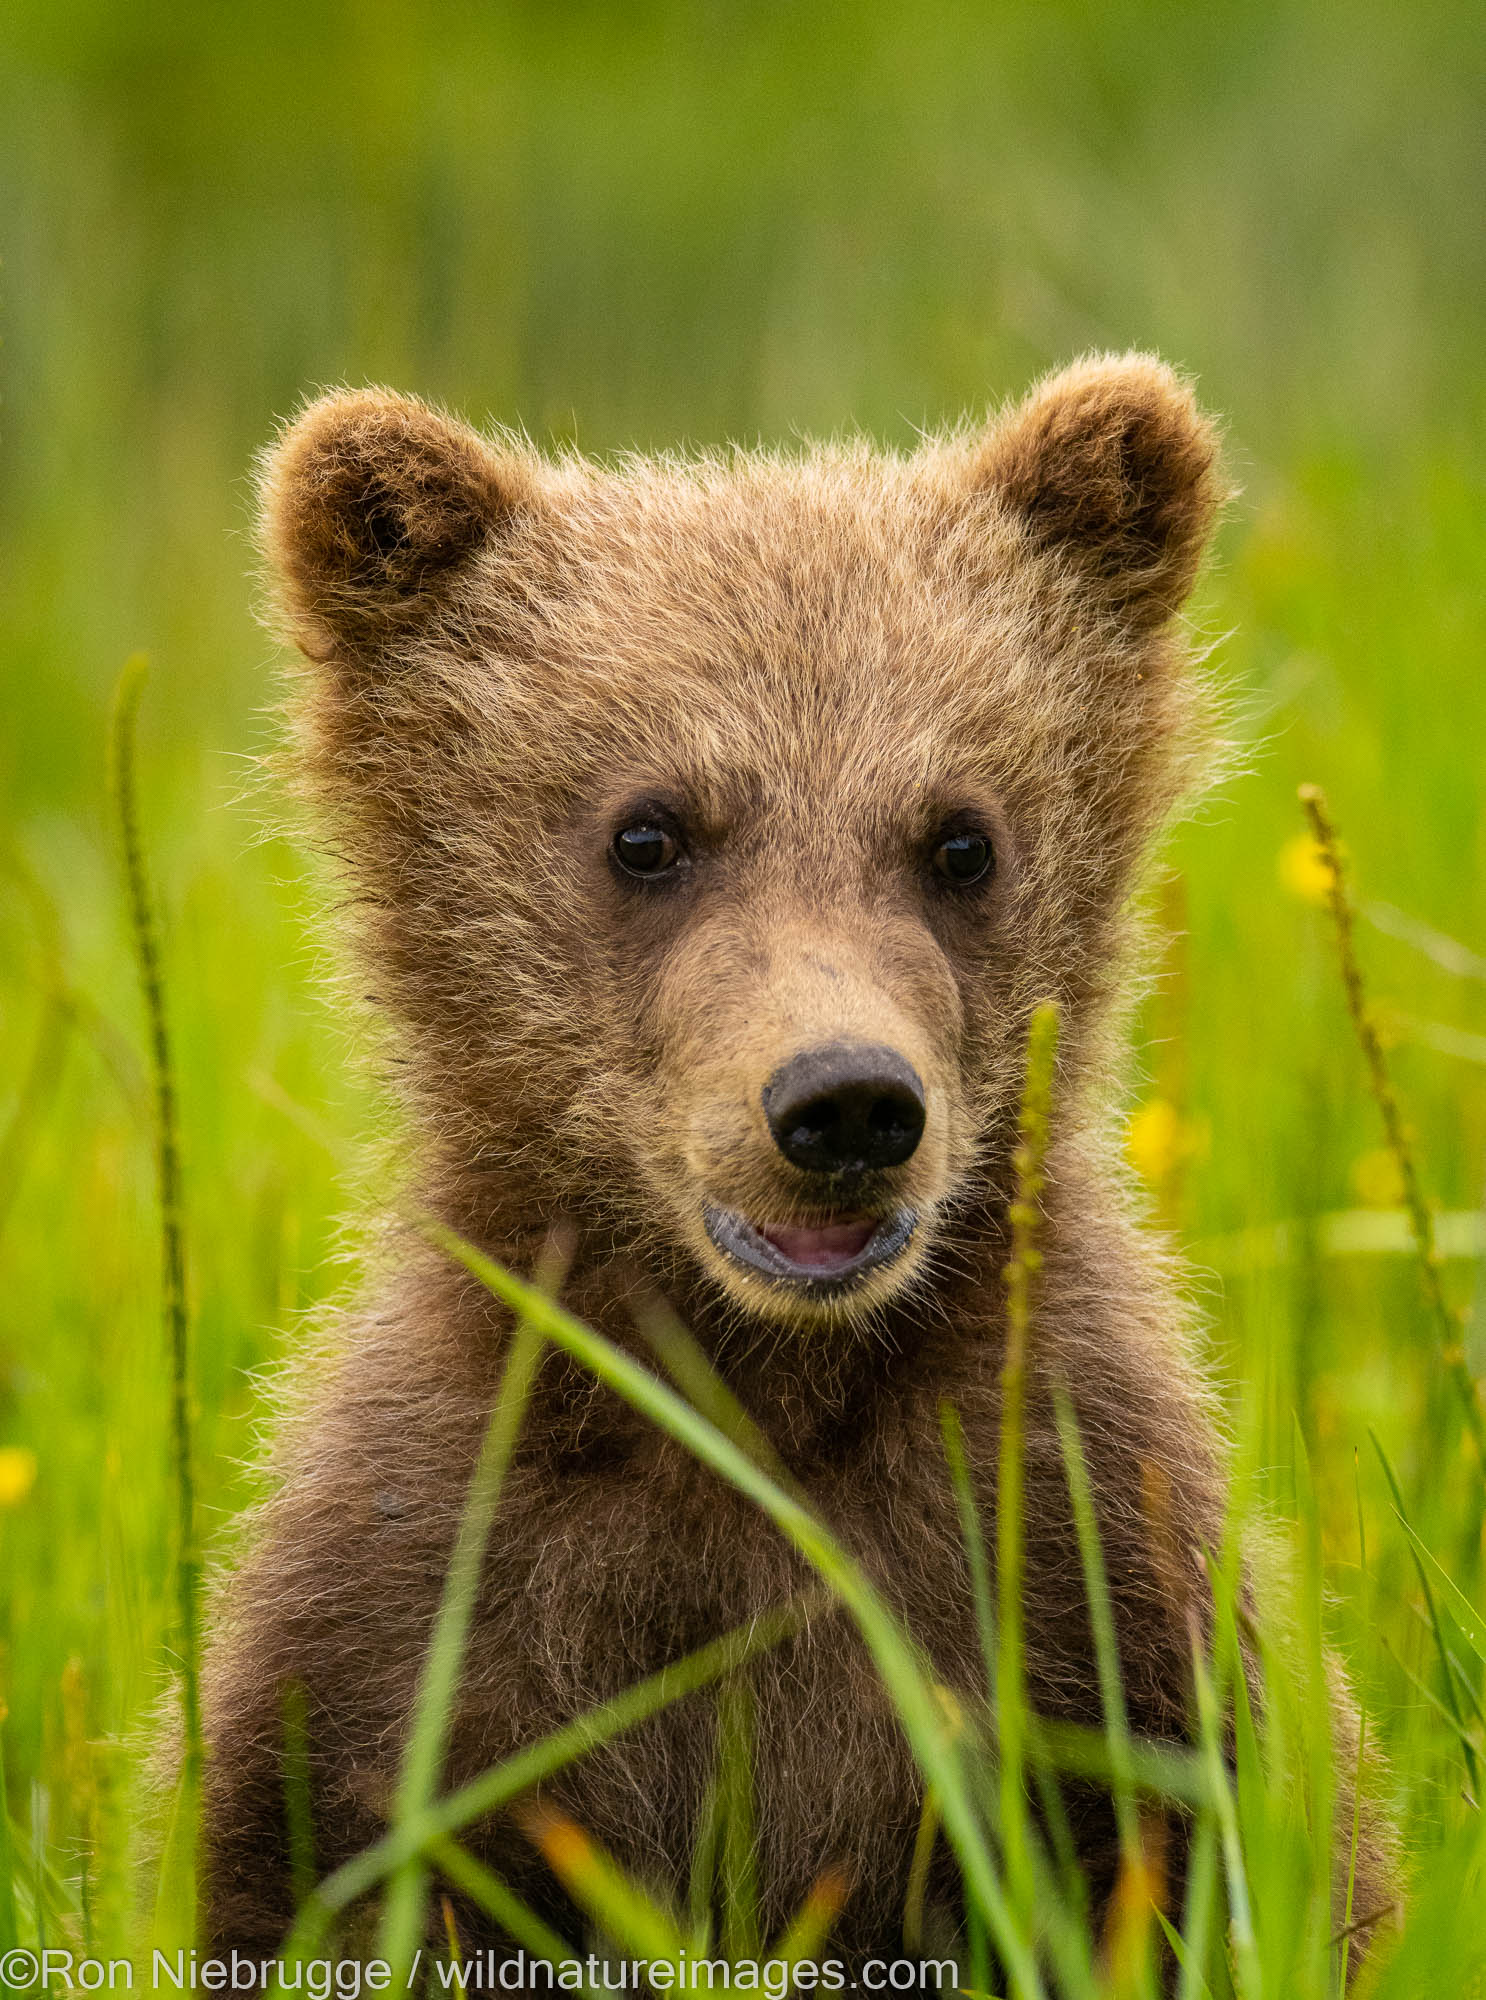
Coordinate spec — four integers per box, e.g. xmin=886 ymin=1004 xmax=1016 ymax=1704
xmin=1299 ymin=783 xmax=1486 ymax=1471
xmin=997 ymin=999 xmax=1061 ymax=1906
xmin=110 ymin=659 xmax=204 ymax=1816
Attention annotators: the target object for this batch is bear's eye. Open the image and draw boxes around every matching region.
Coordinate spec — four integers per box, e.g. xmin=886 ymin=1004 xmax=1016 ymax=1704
xmin=613 ymin=822 xmax=682 ymax=878
xmin=932 ymin=830 xmax=995 ymax=886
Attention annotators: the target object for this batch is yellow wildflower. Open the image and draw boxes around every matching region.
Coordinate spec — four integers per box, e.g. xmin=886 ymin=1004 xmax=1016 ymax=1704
xmin=0 ymin=1447 xmax=38 ymax=1508
xmin=1278 ymin=832 xmax=1335 ymax=906
xmin=1128 ymin=1099 xmax=1182 ymax=1183
xmin=1126 ymin=1098 xmax=1208 ymax=1186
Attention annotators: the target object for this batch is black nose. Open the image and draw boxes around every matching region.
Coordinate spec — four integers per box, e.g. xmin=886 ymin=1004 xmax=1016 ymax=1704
xmin=762 ymin=1042 xmax=926 ymax=1175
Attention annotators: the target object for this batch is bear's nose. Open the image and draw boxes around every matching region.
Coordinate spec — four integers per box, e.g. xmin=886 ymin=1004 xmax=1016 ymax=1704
xmin=762 ymin=1042 xmax=926 ymax=1175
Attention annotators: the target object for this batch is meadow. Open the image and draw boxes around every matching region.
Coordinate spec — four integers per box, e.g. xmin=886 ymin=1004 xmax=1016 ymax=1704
xmin=1 ymin=2 xmax=1484 ymax=1992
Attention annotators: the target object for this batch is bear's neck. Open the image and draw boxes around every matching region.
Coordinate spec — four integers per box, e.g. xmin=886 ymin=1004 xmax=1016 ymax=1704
xmin=417 ymin=1158 xmax=1027 ymax=1461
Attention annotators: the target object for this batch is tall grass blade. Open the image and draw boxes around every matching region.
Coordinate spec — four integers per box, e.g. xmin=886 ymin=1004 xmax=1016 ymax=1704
xmin=716 ymin=1670 xmax=760 ymax=1964
xmin=1370 ymin=1431 xmax=1480 ymax=1798
xmin=1188 ymin=1618 xmax=1261 ymax=1996
xmin=1032 ymin=1724 xmax=1208 ymax=1810
xmin=282 ymin=1681 xmax=316 ymax=1912
xmin=1435 ymin=1624 xmax=1486 ymax=1734
xmin=518 ymin=1801 xmax=688 ymax=1965
xmin=1289 ymin=1414 xmax=1336 ymax=1982
xmin=901 ymin=1785 xmax=940 ymax=1955
xmin=764 ymin=1865 xmax=849 ymax=1976
xmin=151 ymin=1755 xmax=202 ymax=1952
xmin=1172 ymin=1813 xmax=1219 ymax=2000
xmin=1388 ymin=1516 xmax=1486 ymax=1668
xmin=60 ymin=1656 xmax=93 ymax=1952
xmin=964 ymin=1903 xmax=991 ymax=2000
xmin=1339 ymin=1456 xmax=1368 ymax=1996
xmin=1024 ymin=1734 xmax=1088 ymax=1924
xmin=109 ymin=653 xmax=201 ymax=1937
xmin=1375 ymin=1633 xmax=1481 ymax=1764
xmin=425 ymin=1834 xmax=584 ymax=1979
xmin=1154 ymin=1909 xmax=1212 ymax=2000
xmin=440 ymin=1890 xmax=463 ymax=1966
xmin=377 ymin=1234 xmax=564 ymax=1982
xmin=636 ymin=1299 xmax=788 ymax=1481
xmin=1052 ymin=1384 xmax=1156 ymax=1996
xmin=688 ymin=1776 xmax=722 ymax=1948
xmin=939 ymin=1402 xmax=997 ymax=1707
xmin=1051 ymin=1386 xmax=1139 ymax=1856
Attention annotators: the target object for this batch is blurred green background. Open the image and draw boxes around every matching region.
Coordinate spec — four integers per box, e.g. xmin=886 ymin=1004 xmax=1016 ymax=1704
xmin=1 ymin=0 xmax=1483 ymax=1893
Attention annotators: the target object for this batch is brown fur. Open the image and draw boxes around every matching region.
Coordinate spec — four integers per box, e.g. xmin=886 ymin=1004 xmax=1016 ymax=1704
xmin=204 ymin=357 xmax=1395 ymax=1973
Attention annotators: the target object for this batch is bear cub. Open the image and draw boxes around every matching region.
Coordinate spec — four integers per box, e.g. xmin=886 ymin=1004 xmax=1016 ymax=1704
xmin=201 ymin=356 xmax=1394 ymax=1972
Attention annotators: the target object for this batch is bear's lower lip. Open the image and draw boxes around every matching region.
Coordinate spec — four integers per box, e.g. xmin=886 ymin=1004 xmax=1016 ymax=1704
xmin=702 ymin=1203 xmax=917 ymax=1292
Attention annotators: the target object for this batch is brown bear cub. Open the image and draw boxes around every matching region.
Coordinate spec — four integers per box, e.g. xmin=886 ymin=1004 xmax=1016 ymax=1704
xmin=203 ymin=357 xmax=1393 ymax=1974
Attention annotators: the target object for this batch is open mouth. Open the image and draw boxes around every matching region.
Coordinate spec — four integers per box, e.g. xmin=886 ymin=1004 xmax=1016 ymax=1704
xmin=702 ymin=1203 xmax=917 ymax=1293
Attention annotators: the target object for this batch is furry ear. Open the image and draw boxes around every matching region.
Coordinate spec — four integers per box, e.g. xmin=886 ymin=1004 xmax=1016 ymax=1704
xmin=257 ymin=388 xmax=532 ymax=659
xmin=971 ymin=354 xmax=1224 ymax=626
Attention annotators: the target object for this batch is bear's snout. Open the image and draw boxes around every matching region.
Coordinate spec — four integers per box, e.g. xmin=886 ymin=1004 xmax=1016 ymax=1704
xmin=761 ymin=1041 xmax=926 ymax=1175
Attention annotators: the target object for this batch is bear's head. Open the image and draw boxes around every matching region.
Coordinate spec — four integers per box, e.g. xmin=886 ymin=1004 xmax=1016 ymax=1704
xmin=259 ymin=357 xmax=1222 ymax=1327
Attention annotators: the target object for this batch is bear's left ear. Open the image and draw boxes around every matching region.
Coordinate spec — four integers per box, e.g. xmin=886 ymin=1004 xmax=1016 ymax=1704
xmin=967 ymin=354 xmax=1225 ymax=627
xmin=257 ymin=387 xmax=538 ymax=662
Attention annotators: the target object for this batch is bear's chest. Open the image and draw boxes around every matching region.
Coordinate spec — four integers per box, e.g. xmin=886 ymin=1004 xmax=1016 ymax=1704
xmin=446 ymin=1441 xmax=977 ymax=1947
xmin=500 ymin=1420 xmax=976 ymax=1677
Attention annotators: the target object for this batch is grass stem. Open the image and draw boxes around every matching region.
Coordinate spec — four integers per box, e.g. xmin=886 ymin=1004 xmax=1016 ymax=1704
xmin=108 ymin=655 xmax=202 ymax=1919
xmin=1299 ymin=783 xmax=1486 ymax=1470
xmin=996 ymin=1000 xmax=1060 ymax=1912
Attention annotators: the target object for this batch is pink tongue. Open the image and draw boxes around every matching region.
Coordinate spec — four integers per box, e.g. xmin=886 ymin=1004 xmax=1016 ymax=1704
xmin=760 ymin=1218 xmax=877 ymax=1270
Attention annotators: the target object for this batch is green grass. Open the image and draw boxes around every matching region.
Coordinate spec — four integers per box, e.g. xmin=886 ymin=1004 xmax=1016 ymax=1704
xmin=2 ymin=0 xmax=1485 ymax=1990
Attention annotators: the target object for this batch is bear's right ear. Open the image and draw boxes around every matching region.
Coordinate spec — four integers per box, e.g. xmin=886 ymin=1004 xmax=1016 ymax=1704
xmin=256 ymin=388 xmax=535 ymax=661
